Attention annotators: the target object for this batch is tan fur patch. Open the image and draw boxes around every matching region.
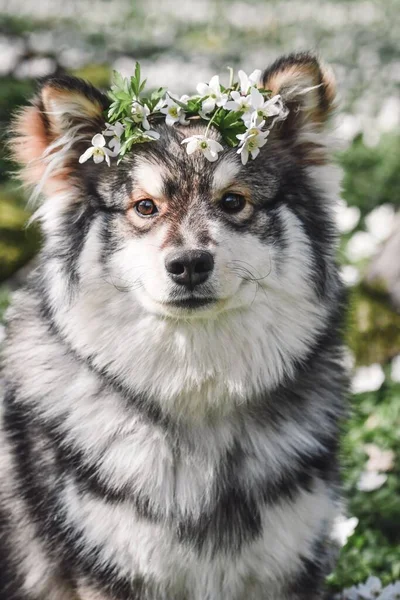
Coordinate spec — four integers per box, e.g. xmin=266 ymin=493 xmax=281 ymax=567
xmin=10 ymin=105 xmax=74 ymax=194
xmin=42 ymin=87 xmax=103 ymax=135
xmin=263 ymin=59 xmax=336 ymax=124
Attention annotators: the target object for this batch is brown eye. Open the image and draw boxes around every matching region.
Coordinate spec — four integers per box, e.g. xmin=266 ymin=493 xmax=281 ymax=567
xmin=135 ymin=199 xmax=158 ymax=217
xmin=220 ymin=193 xmax=246 ymax=214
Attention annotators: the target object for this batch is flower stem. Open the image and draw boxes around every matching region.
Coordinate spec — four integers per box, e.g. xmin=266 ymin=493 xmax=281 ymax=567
xmin=205 ymin=106 xmax=223 ymax=137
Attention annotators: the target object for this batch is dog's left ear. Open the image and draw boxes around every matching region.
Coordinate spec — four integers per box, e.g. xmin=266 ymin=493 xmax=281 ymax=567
xmin=262 ymin=52 xmax=336 ymax=132
xmin=10 ymin=75 xmax=108 ymax=195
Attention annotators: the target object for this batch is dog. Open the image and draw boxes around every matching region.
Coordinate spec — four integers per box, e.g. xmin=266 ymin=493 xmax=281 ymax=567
xmin=0 ymin=52 xmax=347 ymax=600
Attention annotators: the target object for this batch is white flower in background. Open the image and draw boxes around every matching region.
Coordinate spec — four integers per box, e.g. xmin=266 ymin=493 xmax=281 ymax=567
xmin=357 ymin=471 xmax=387 ymax=492
xmin=237 ymin=121 xmax=269 ymax=165
xmin=332 ymin=515 xmax=359 ymax=547
xmin=378 ymin=581 xmax=400 ymax=599
xmin=335 ymin=200 xmax=361 ymax=234
xmin=247 ymin=88 xmax=283 ymax=125
xmin=0 ymin=324 xmax=5 ymax=345
xmin=364 ymin=444 xmax=395 ymax=473
xmin=103 ymin=121 xmax=125 ymax=155
xmin=196 ymin=75 xmax=228 ymax=115
xmin=181 ymin=135 xmax=223 ymax=162
xmin=352 ymin=364 xmax=385 ymax=394
xmin=346 ymin=231 xmax=379 ymax=262
xmin=340 ymin=578 xmax=400 ymax=600
xmin=356 ymin=576 xmax=383 ymax=599
xmin=79 ymin=134 xmax=112 ymax=166
xmin=160 ymin=95 xmax=190 ymax=126
xmin=131 ymin=101 xmax=151 ymax=130
xmin=225 ymin=91 xmax=253 ymax=117
xmin=391 ymin=355 xmax=400 ymax=383
xmin=339 ymin=587 xmax=360 ymax=600
xmin=365 ymin=204 xmax=395 ymax=243
xmin=340 ymin=265 xmax=360 ymax=287
xmin=238 ymin=68 xmax=262 ymax=94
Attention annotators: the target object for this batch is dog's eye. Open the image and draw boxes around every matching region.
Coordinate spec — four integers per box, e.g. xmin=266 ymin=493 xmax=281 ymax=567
xmin=220 ymin=193 xmax=246 ymax=214
xmin=135 ymin=199 xmax=158 ymax=217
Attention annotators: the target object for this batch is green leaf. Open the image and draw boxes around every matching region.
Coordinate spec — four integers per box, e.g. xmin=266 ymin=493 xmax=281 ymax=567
xmin=151 ymin=87 xmax=168 ymax=102
xmin=186 ymin=98 xmax=202 ymax=113
xmin=167 ymin=93 xmax=188 ymax=110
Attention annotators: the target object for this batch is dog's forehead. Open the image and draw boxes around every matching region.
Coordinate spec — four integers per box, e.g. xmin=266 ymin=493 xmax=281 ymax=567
xmin=128 ymin=123 xmax=242 ymax=199
xmin=132 ymin=153 xmax=242 ymax=201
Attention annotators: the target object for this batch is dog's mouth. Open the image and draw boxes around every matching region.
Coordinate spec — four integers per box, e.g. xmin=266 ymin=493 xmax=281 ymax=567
xmin=163 ymin=296 xmax=217 ymax=310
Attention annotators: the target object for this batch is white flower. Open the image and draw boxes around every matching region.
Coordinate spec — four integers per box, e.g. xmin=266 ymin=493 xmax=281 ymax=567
xmin=357 ymin=471 xmax=387 ymax=492
xmin=352 ymin=364 xmax=385 ymax=394
xmin=365 ymin=204 xmax=395 ymax=243
xmin=103 ymin=121 xmax=125 ymax=156
xmin=142 ymin=129 xmax=161 ymax=141
xmin=332 ymin=515 xmax=359 ymax=547
xmin=378 ymin=581 xmax=400 ymax=600
xmin=131 ymin=101 xmax=151 ymax=130
xmin=196 ymin=75 xmax=228 ymax=115
xmin=79 ymin=134 xmax=112 ymax=166
xmin=391 ymin=355 xmax=400 ymax=382
xmin=335 ymin=200 xmax=361 ymax=234
xmin=238 ymin=68 xmax=262 ymax=95
xmin=340 ymin=265 xmax=360 ymax=287
xmin=364 ymin=444 xmax=395 ymax=473
xmin=160 ymin=95 xmax=189 ymax=126
xmin=346 ymin=231 xmax=379 ymax=262
xmin=225 ymin=91 xmax=253 ymax=117
xmin=356 ymin=576 xmax=383 ymax=599
xmin=181 ymin=135 xmax=223 ymax=162
xmin=236 ymin=122 xmax=269 ymax=165
xmin=246 ymin=88 xmax=284 ymax=125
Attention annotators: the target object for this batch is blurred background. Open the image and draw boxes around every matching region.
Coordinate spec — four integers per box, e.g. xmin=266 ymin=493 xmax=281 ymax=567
xmin=0 ymin=0 xmax=399 ymax=596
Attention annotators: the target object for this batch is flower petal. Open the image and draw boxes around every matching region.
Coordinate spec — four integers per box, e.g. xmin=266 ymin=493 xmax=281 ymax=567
xmin=225 ymin=100 xmax=239 ymax=111
xmin=79 ymin=147 xmax=95 ymax=163
xmin=239 ymin=147 xmax=249 ymax=165
xmin=250 ymin=87 xmax=263 ymax=109
xmin=203 ymin=148 xmax=218 ymax=162
xmin=202 ymin=97 xmax=215 ymax=115
xmin=209 ymin=75 xmax=220 ymax=93
xmin=249 ymin=69 xmax=262 ymax=86
xmin=92 ymin=133 xmax=106 ymax=148
xmin=209 ymin=140 xmax=224 ymax=153
xmin=197 ymin=82 xmax=209 ymax=96
xmin=165 ymin=114 xmax=178 ymax=126
xmin=238 ymin=70 xmax=249 ymax=94
xmin=93 ymin=152 xmax=105 ymax=164
xmin=146 ymin=130 xmax=160 ymax=140
xmin=186 ymin=139 xmax=199 ymax=154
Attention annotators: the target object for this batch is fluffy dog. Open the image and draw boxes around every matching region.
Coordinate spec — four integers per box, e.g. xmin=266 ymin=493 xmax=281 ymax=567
xmin=0 ymin=52 xmax=346 ymax=600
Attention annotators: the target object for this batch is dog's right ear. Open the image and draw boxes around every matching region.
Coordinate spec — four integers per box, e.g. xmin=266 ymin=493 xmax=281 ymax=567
xmin=10 ymin=75 xmax=108 ymax=195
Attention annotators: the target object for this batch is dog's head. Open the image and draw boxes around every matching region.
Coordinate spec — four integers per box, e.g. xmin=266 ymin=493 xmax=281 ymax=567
xmin=11 ymin=53 xmax=339 ymax=321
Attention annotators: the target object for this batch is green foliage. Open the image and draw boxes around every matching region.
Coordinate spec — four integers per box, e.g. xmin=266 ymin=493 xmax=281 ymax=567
xmin=0 ymin=183 xmax=41 ymax=282
xmin=347 ymin=285 xmax=400 ymax=366
xmin=328 ymin=380 xmax=400 ymax=590
xmin=338 ymin=134 xmax=400 ymax=215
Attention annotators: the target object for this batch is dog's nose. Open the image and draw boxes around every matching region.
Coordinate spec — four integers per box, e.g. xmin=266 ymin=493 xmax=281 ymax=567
xmin=165 ymin=250 xmax=214 ymax=288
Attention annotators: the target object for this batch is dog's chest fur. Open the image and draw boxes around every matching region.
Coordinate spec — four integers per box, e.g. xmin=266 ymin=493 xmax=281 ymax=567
xmin=1 ymin=289 xmax=342 ymax=600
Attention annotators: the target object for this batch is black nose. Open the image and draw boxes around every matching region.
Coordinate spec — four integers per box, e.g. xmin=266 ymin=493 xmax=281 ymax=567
xmin=165 ymin=250 xmax=214 ymax=289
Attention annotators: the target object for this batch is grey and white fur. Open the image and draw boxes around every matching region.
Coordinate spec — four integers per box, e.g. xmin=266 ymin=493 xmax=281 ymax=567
xmin=0 ymin=52 xmax=347 ymax=600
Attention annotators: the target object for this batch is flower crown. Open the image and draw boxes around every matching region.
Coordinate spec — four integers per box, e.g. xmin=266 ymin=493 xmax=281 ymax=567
xmin=79 ymin=63 xmax=289 ymax=168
